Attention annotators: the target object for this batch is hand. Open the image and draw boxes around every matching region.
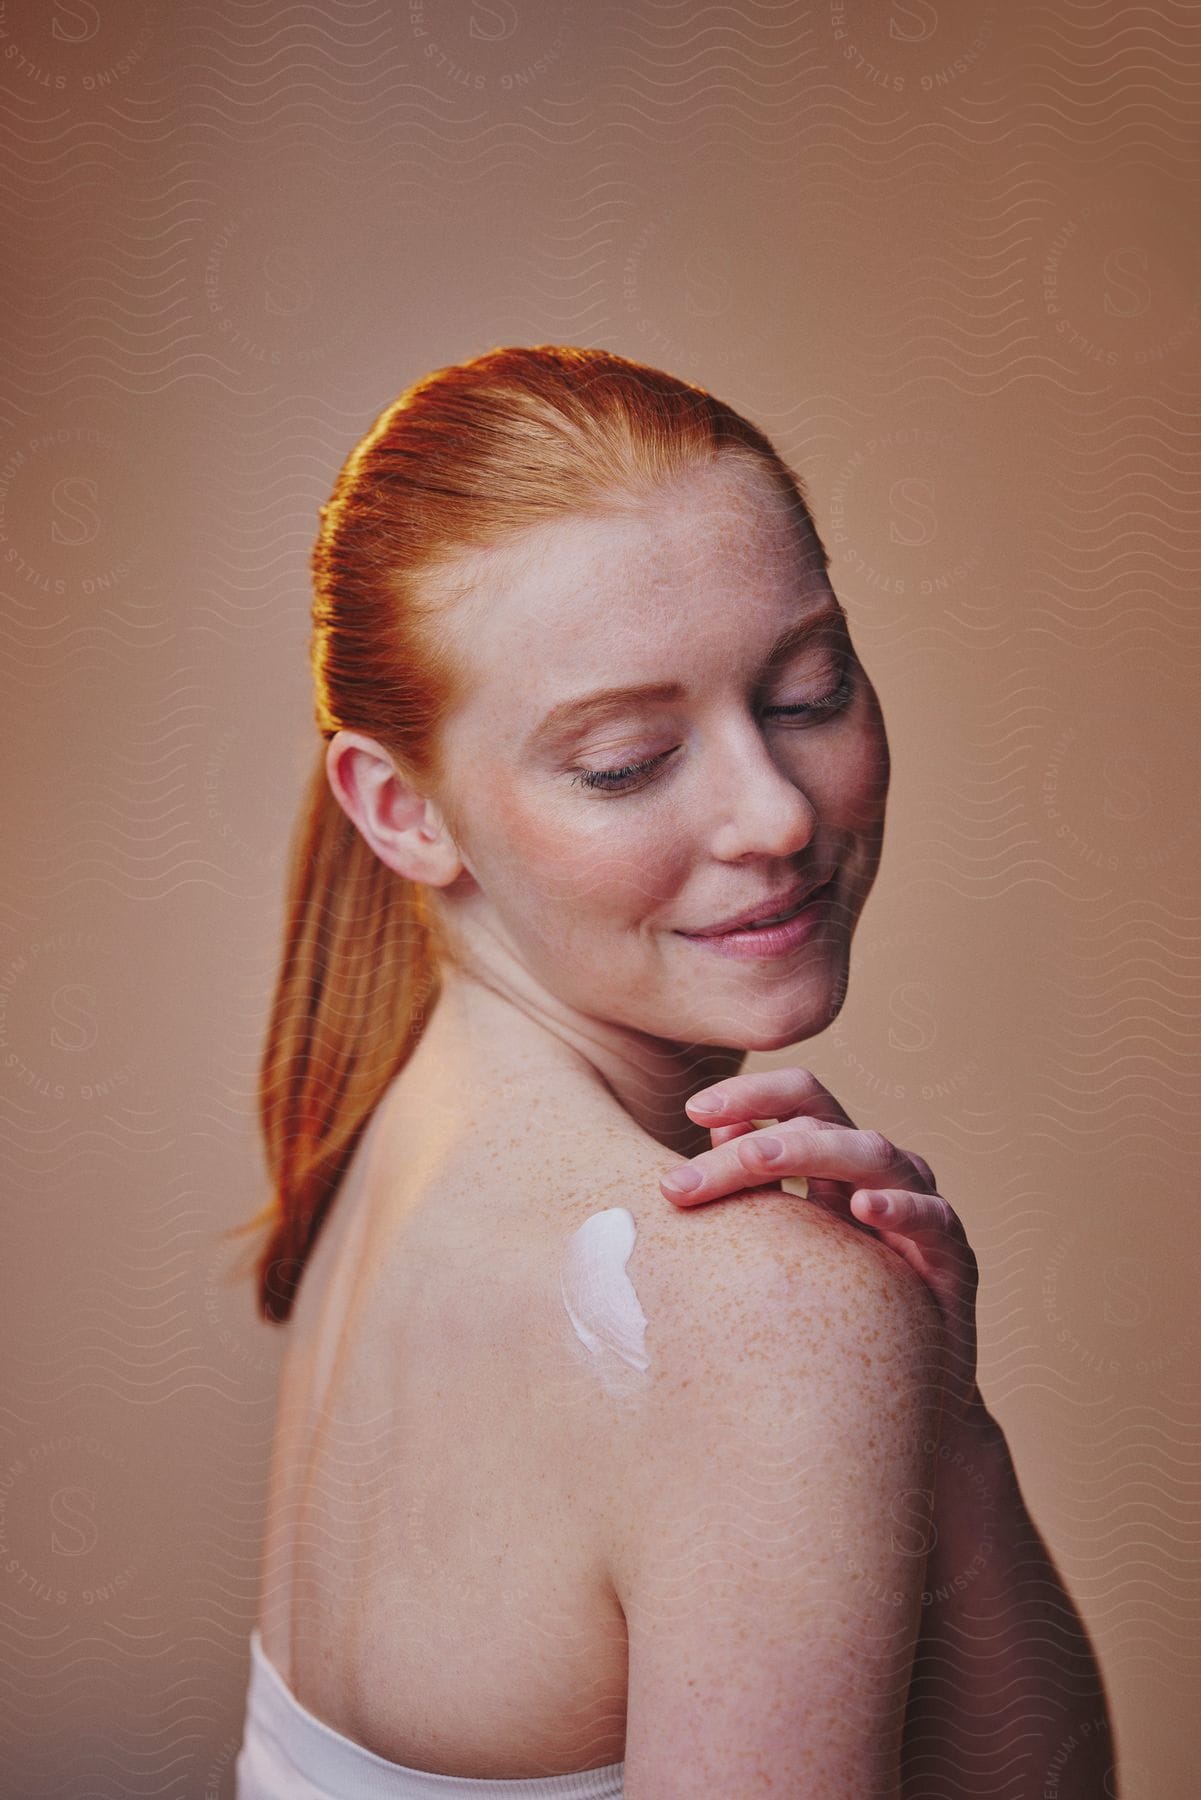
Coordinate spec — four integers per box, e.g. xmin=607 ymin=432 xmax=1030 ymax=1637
xmin=662 ymin=1067 xmax=982 ymax=1426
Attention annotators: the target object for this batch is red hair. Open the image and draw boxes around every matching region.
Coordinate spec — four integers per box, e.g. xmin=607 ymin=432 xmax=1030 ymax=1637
xmin=224 ymin=343 xmax=820 ymax=1324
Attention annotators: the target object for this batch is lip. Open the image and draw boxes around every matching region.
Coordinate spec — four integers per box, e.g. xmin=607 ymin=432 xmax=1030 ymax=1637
xmin=675 ymin=882 xmax=832 ymax=961
xmin=677 ymin=874 xmax=833 ymax=939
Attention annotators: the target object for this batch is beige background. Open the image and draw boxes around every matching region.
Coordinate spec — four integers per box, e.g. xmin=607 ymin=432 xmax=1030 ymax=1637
xmin=2 ymin=2 xmax=1199 ymax=1793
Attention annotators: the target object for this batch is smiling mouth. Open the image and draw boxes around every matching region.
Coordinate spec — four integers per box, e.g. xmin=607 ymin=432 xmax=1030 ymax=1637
xmin=718 ymin=897 xmax=809 ymax=932
xmin=677 ymin=875 xmax=833 ymax=938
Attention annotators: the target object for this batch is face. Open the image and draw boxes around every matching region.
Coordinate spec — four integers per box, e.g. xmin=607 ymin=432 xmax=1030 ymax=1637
xmin=430 ymin=453 xmax=890 ymax=1053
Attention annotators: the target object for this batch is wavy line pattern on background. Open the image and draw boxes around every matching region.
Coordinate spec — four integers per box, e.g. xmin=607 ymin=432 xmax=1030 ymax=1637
xmin=1 ymin=0 xmax=1198 ymax=1794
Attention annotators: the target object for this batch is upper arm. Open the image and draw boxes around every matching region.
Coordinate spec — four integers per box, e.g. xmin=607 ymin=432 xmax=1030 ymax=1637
xmin=601 ymin=1202 xmax=947 ymax=1799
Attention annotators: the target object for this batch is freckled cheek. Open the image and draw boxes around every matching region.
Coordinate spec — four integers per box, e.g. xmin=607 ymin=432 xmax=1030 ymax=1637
xmin=819 ymin=719 xmax=890 ymax=830
xmin=482 ymin=787 xmax=659 ymax=925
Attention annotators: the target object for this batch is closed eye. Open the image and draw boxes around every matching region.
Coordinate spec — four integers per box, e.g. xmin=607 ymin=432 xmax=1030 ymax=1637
xmin=569 ymin=670 xmax=857 ymax=795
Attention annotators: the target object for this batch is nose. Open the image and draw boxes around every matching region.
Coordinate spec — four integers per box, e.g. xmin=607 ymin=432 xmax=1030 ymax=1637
xmin=704 ymin=720 xmax=819 ymax=862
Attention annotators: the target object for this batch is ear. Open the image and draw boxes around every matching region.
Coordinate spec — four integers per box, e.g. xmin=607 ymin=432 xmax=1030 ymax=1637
xmin=325 ymin=730 xmax=465 ymax=888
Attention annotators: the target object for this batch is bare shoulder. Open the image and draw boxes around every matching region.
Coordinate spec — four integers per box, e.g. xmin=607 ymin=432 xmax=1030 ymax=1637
xmin=586 ymin=1180 xmax=950 ymax=1591
xmin=623 ymin=1178 xmax=946 ymax=1400
xmin=583 ymin=1179 xmax=948 ymax=1542
xmin=589 ymin=1183 xmax=948 ymax=1795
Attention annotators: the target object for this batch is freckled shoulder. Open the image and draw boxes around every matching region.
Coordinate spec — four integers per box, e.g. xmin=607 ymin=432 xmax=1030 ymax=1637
xmin=569 ymin=1172 xmax=948 ymax=1532
xmin=540 ymin=1165 xmax=943 ymax=1397
xmin=584 ymin=1179 xmax=948 ymax=1795
xmin=631 ymin=1181 xmax=942 ymax=1368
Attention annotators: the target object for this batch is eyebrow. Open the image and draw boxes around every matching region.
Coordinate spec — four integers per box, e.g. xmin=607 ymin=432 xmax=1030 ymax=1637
xmin=526 ymin=593 xmax=846 ymax=755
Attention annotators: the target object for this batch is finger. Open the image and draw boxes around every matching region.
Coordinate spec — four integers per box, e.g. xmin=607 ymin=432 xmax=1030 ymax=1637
xmin=687 ymin=1076 xmax=937 ymax=1216
xmin=709 ymin=1114 xmax=827 ymax=1147
xmin=710 ymin=1120 xmax=813 ymax=1201
xmin=850 ymin=1188 xmax=962 ymax=1240
xmin=686 ymin=1067 xmax=859 ymax=1133
xmin=848 ymin=1190 xmax=979 ymax=1388
xmin=661 ymin=1121 xmax=918 ymax=1205
xmin=706 ymin=1120 xmax=759 ymax=1147
xmin=897 ymin=1147 xmax=938 ymax=1192
xmin=850 ymin=1191 xmax=979 ymax=1324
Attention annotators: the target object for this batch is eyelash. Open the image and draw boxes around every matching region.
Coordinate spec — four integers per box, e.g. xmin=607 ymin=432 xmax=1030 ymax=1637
xmin=569 ymin=671 xmax=857 ymax=795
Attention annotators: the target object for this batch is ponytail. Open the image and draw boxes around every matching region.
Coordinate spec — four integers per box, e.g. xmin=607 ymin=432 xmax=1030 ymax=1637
xmin=224 ymin=750 xmax=445 ymax=1324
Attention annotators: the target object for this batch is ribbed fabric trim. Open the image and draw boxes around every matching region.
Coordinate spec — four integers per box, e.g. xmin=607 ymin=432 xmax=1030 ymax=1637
xmin=236 ymin=1628 xmax=624 ymax=1799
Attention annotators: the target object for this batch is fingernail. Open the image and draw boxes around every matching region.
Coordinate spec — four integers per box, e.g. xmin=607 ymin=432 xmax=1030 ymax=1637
xmin=863 ymin=1192 xmax=888 ymax=1214
xmin=662 ymin=1166 xmax=702 ymax=1193
xmin=687 ymin=1091 xmax=727 ymax=1115
xmin=756 ymin=1134 xmax=784 ymax=1161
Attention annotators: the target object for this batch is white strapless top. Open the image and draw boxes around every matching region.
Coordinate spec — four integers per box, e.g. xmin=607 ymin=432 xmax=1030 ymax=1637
xmin=235 ymin=1628 xmax=625 ymax=1798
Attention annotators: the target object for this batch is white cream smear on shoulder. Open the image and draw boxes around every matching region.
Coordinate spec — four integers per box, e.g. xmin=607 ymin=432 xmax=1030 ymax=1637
xmin=559 ymin=1207 xmax=650 ymax=1391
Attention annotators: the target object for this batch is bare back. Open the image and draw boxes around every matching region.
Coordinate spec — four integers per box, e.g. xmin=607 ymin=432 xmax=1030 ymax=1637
xmin=255 ymin=1025 xmax=666 ymax=1777
xmin=253 ymin=1019 xmax=931 ymax=1780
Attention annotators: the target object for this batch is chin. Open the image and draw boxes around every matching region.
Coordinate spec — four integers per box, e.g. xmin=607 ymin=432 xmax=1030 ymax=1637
xmin=687 ymin=996 xmax=837 ymax=1056
xmin=728 ymin=962 xmax=853 ymax=1053
xmin=737 ymin=1019 xmax=826 ymax=1054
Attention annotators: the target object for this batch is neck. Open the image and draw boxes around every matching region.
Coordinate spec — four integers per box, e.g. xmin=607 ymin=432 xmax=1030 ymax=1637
xmin=423 ymin=956 xmax=747 ymax=1162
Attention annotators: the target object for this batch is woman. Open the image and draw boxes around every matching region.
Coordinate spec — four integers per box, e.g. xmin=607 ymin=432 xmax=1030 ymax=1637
xmin=230 ymin=345 xmax=1115 ymax=1796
